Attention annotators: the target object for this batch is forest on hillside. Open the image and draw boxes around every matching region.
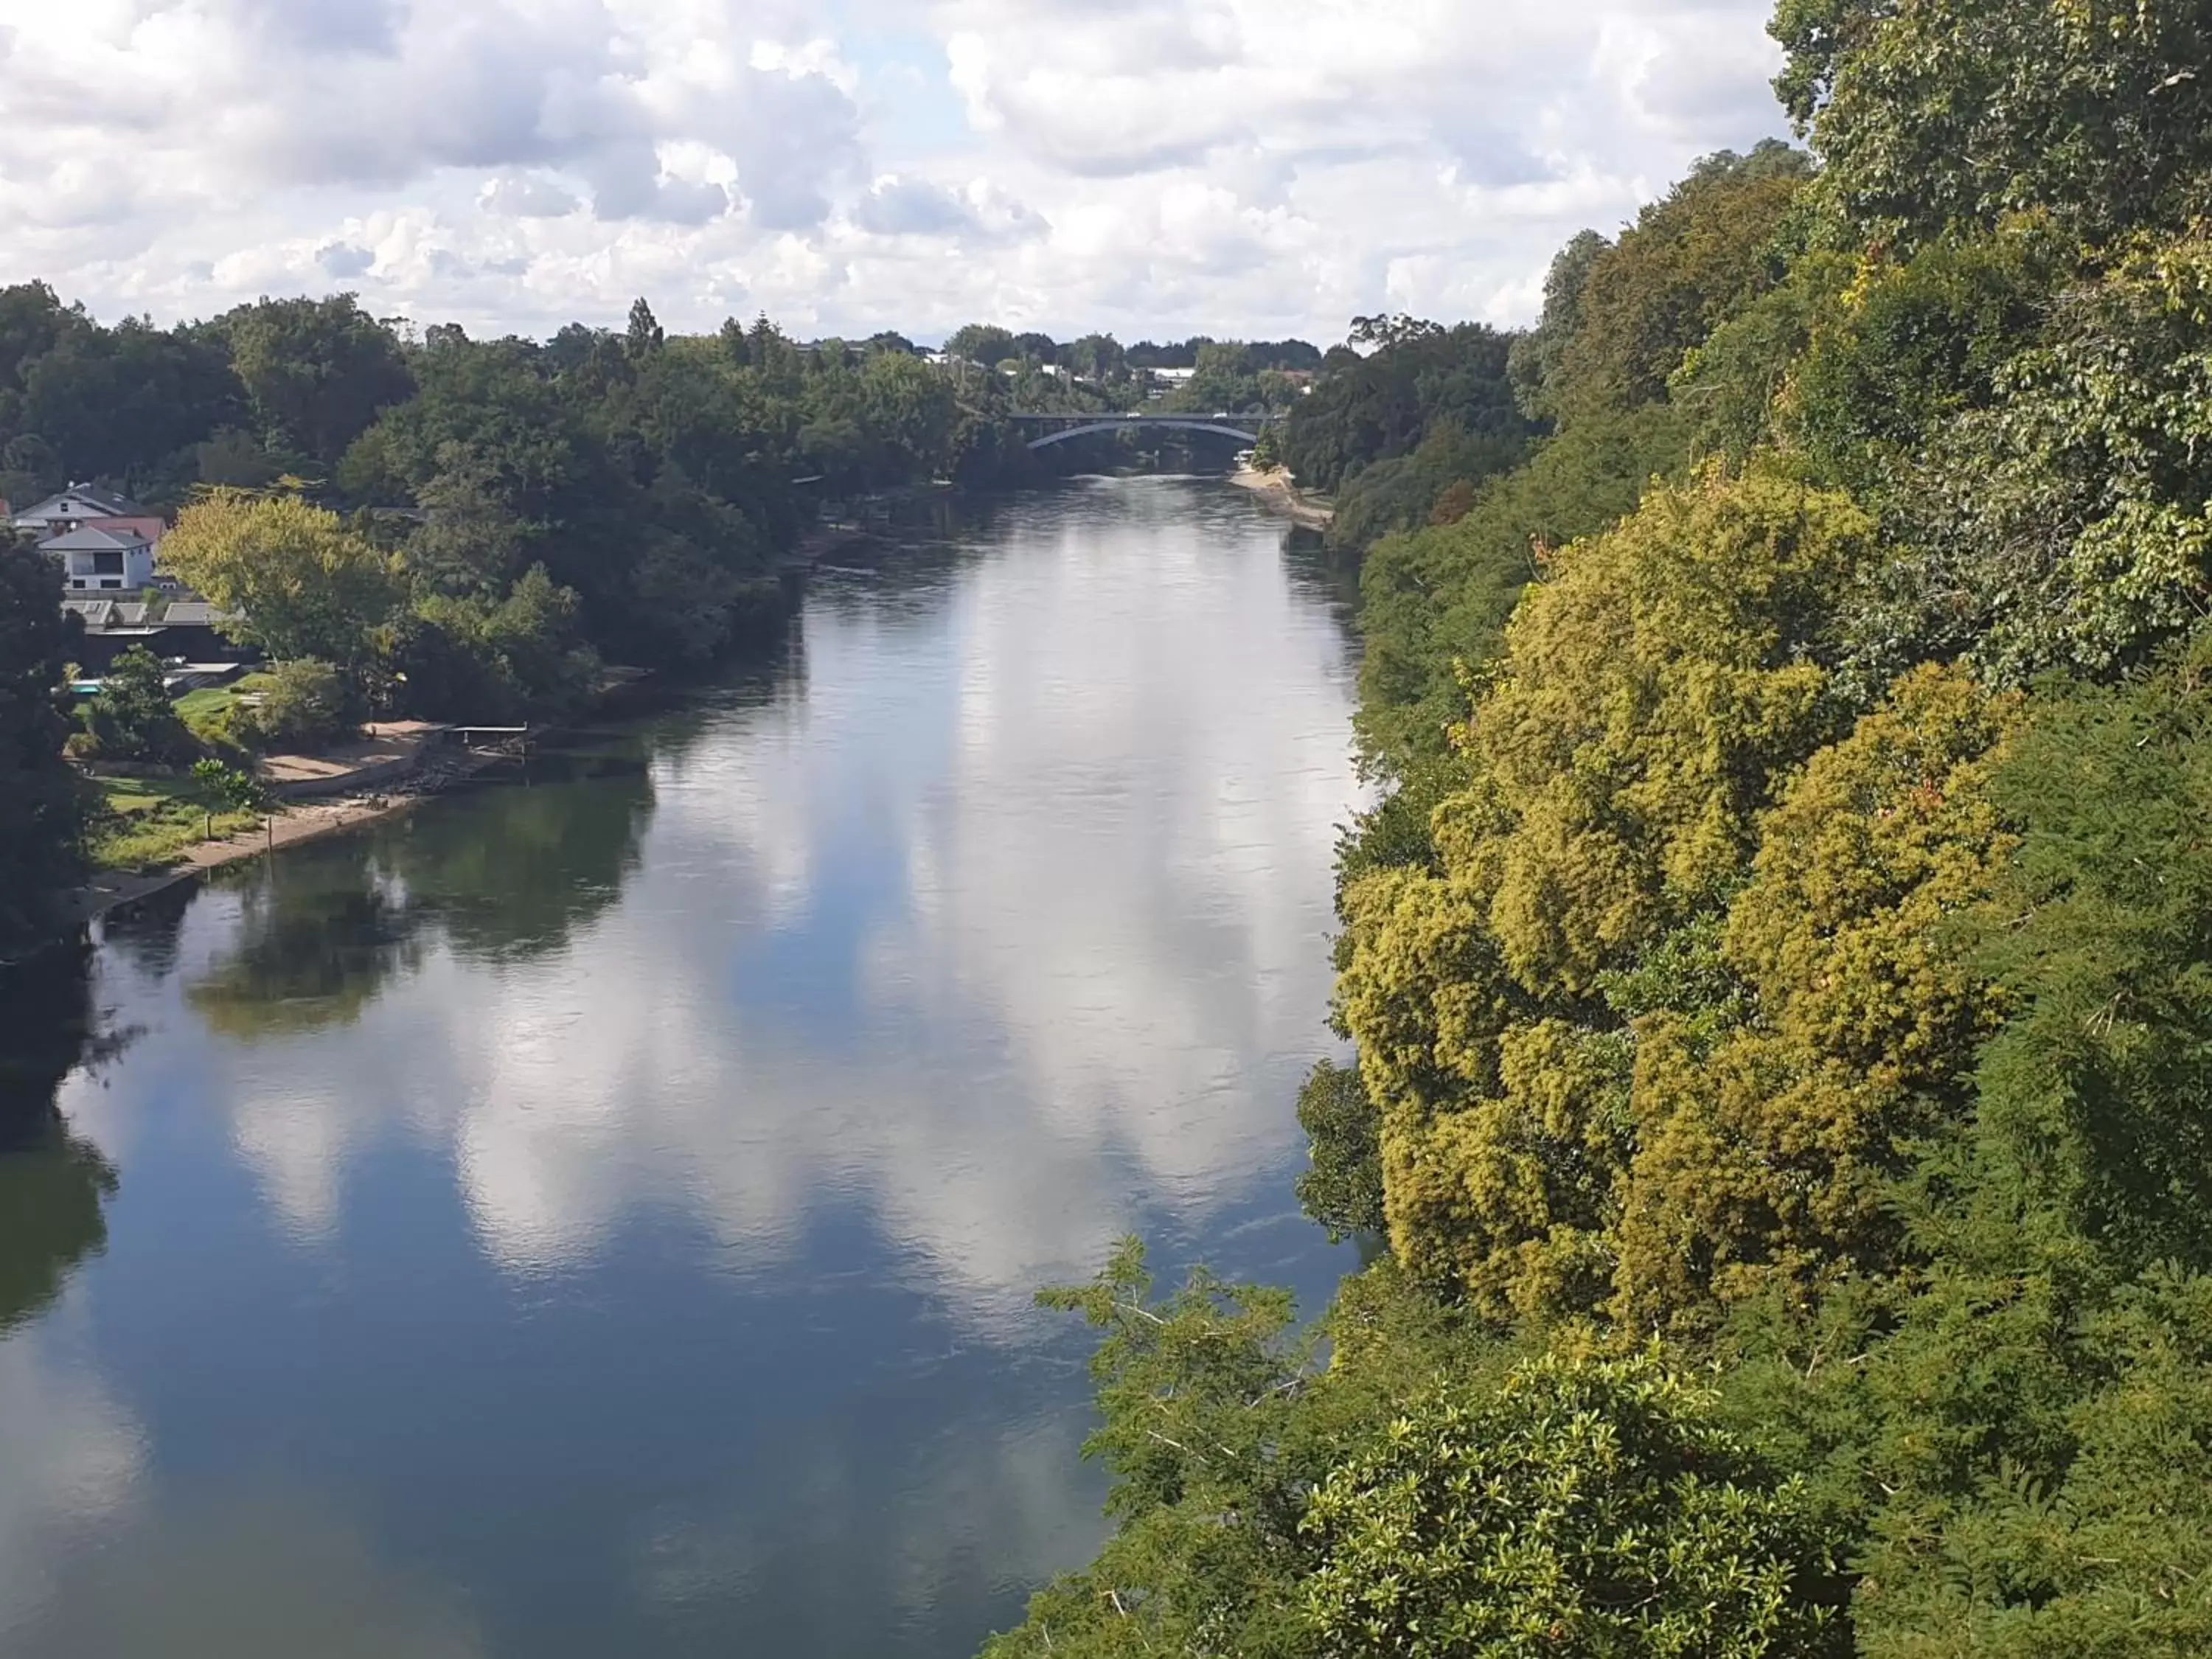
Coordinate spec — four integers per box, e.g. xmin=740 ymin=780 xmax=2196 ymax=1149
xmin=986 ymin=3 xmax=2212 ymax=1655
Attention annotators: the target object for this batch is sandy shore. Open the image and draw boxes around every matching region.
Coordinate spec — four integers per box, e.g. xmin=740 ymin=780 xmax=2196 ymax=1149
xmin=1230 ymin=465 xmax=1335 ymax=530
xmin=62 ymin=726 xmax=512 ymax=931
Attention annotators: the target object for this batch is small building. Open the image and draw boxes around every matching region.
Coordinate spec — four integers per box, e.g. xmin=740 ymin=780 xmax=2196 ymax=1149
xmin=14 ymin=484 xmax=165 ymax=547
xmin=62 ymin=597 xmax=251 ymax=672
xmin=42 ymin=526 xmax=158 ymax=593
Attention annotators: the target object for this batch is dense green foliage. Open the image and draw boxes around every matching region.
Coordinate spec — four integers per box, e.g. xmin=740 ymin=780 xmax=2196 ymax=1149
xmin=1278 ymin=320 xmax=1531 ymax=499
xmin=0 ymin=296 xmax=1017 ymax=731
xmin=0 ymin=542 xmax=82 ymax=952
xmin=1301 ymin=1350 xmax=1851 ymax=1658
xmin=77 ymin=645 xmax=198 ymax=765
xmin=994 ymin=4 xmax=2212 ymax=1655
xmin=233 ymin=658 xmax=359 ymax=752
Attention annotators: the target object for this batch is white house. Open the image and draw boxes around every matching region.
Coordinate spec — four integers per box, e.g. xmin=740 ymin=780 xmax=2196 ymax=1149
xmin=14 ymin=483 xmax=160 ymax=540
xmin=41 ymin=526 xmax=157 ymax=593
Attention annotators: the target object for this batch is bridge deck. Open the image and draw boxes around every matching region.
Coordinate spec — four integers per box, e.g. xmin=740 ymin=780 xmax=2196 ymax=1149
xmin=1010 ymin=413 xmax=1268 ymax=451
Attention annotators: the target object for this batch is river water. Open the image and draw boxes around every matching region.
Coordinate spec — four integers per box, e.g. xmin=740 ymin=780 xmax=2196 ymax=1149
xmin=0 ymin=479 xmax=1365 ymax=1659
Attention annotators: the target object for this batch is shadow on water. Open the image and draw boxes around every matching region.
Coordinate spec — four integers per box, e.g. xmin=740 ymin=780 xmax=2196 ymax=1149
xmin=181 ymin=747 xmax=662 ymax=1041
xmin=380 ymin=745 xmax=658 ymax=965
xmin=0 ymin=941 xmax=123 ymax=1333
xmin=1278 ymin=526 xmax=1363 ymax=637
xmin=151 ymin=610 xmax=816 ymax=1045
xmin=184 ymin=842 xmax=425 ymax=1041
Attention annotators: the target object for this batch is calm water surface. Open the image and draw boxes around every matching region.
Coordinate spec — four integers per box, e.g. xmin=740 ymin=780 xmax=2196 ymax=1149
xmin=0 ymin=479 xmax=1362 ymax=1659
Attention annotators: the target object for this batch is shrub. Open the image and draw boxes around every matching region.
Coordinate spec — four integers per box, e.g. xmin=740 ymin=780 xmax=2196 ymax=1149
xmin=80 ymin=647 xmax=198 ymax=765
xmin=1302 ymin=1349 xmax=1853 ymax=1658
xmin=235 ymin=658 xmax=359 ymax=752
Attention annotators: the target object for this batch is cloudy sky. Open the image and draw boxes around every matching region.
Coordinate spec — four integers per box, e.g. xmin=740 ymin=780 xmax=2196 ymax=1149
xmin=0 ymin=0 xmax=1790 ymax=344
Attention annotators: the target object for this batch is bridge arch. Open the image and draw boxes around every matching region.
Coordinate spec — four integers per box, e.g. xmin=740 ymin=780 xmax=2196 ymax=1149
xmin=1024 ymin=419 xmax=1261 ymax=452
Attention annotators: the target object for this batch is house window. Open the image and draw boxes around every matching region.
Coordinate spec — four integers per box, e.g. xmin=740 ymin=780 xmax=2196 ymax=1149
xmin=91 ymin=550 xmax=125 ymax=576
xmin=98 ymin=578 xmax=122 ymax=590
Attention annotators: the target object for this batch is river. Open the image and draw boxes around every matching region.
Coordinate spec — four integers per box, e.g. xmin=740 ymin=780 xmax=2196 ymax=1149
xmin=0 ymin=477 xmax=1363 ymax=1659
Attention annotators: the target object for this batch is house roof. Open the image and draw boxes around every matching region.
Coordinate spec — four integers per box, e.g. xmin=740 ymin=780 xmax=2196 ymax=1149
xmin=63 ymin=597 xmax=232 ymax=630
xmin=39 ymin=526 xmax=153 ymax=553
xmin=15 ymin=484 xmax=149 ymax=522
xmin=63 ymin=598 xmax=119 ymax=627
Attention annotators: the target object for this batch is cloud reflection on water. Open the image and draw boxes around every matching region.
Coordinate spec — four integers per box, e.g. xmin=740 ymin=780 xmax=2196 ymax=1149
xmin=82 ymin=481 xmax=1362 ymax=1323
xmin=11 ymin=479 xmax=1361 ymax=1658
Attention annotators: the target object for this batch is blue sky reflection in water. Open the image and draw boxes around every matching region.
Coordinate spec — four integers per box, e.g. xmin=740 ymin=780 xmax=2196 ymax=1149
xmin=0 ymin=479 xmax=1363 ymax=1659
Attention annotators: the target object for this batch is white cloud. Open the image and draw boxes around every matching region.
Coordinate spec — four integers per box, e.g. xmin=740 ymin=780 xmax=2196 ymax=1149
xmin=854 ymin=175 xmax=1046 ymax=243
xmin=0 ymin=0 xmax=1787 ymax=345
xmin=479 ymin=174 xmax=582 ymax=219
xmin=316 ymin=241 xmax=377 ymax=279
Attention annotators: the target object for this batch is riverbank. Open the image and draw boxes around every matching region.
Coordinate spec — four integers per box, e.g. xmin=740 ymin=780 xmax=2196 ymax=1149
xmin=1231 ymin=464 xmax=1335 ymax=530
xmin=59 ymin=793 xmax=431 ymax=929
xmin=61 ymin=736 xmax=505 ymax=931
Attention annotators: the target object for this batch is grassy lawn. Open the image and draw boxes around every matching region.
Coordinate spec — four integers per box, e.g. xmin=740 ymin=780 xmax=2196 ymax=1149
xmin=86 ymin=774 xmax=260 ymax=872
xmin=175 ymin=675 xmax=274 ymax=752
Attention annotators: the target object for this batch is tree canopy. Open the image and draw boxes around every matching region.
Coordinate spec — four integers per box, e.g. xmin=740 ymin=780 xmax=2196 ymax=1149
xmin=0 ymin=540 xmax=81 ymax=953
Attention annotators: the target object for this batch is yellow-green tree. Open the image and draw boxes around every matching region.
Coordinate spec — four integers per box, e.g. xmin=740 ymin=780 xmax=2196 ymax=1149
xmin=1348 ymin=637 xmax=2021 ymax=1331
xmin=1610 ymin=665 xmax=2019 ymax=1325
xmin=160 ymin=487 xmax=400 ymax=667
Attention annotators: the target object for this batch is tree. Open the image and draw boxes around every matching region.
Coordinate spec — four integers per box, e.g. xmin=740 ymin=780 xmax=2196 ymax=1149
xmin=234 ymin=658 xmax=358 ymax=752
xmin=626 ymin=297 xmax=665 ymax=359
xmin=1354 ymin=400 xmax=1691 ymax=771
xmin=190 ymin=757 xmax=267 ymax=813
xmin=1835 ymin=234 xmax=2212 ymax=689
xmin=0 ymin=540 xmax=82 ymax=951
xmin=216 ymin=294 xmax=413 ymax=469
xmin=1965 ymin=654 xmax=2212 ymax=1273
xmin=1279 ymin=321 xmax=1531 ymax=495
xmin=1340 ymin=462 xmax=1879 ymax=1316
xmin=1545 ymin=144 xmax=1812 ymax=418
xmin=1068 ymin=333 xmax=1127 ymax=380
xmin=945 ymin=323 xmax=1017 ymax=368
xmin=1350 ymin=313 xmax=1445 ymax=350
xmin=1509 ymin=229 xmax=1610 ymax=420
xmin=81 ymin=645 xmax=196 ymax=765
xmin=1295 ymin=1059 xmax=1386 ymax=1241
xmin=1784 ymin=0 xmax=2212 ymax=246
xmin=1326 ymin=423 xmax=1531 ymax=554
xmin=859 ymin=349 xmax=959 ymax=479
xmin=159 ymin=488 xmax=400 ymax=668
xmin=982 ymin=1242 xmax=1338 ymax=1659
xmin=18 ymin=316 xmax=246 ymax=499
xmin=1302 ymin=1349 xmax=1851 ymax=1658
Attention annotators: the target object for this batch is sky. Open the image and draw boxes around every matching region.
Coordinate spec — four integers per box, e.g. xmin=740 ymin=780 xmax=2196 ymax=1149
xmin=0 ymin=0 xmax=1792 ymax=345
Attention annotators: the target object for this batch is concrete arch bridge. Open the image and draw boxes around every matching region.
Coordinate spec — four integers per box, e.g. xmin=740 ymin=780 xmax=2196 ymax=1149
xmin=1008 ymin=413 xmax=1269 ymax=452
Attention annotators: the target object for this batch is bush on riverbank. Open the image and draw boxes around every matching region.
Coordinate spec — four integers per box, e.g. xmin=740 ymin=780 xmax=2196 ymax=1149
xmin=72 ymin=647 xmax=200 ymax=767
xmin=231 ymin=658 xmax=358 ymax=752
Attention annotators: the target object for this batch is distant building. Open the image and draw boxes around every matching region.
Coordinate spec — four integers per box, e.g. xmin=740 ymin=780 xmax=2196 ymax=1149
xmin=14 ymin=484 xmax=165 ymax=547
xmin=41 ymin=525 xmax=158 ymax=593
xmin=61 ymin=597 xmax=248 ymax=672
